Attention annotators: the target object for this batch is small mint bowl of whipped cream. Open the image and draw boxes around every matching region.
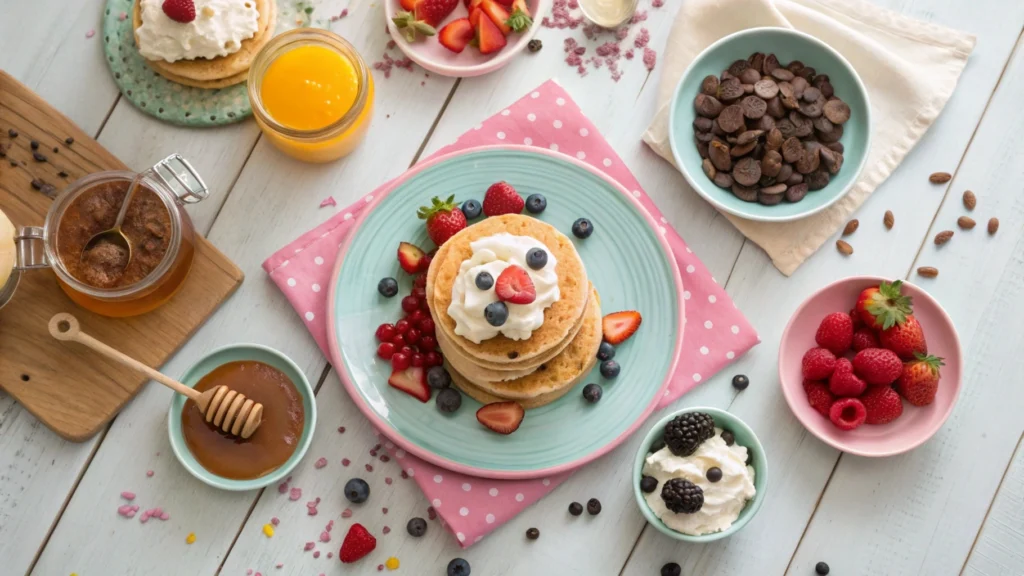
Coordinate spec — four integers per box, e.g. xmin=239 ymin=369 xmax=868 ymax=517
xmin=633 ymin=407 xmax=767 ymax=542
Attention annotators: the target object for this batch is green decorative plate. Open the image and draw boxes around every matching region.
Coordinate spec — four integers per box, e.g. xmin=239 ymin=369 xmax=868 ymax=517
xmin=328 ymin=146 xmax=685 ymax=479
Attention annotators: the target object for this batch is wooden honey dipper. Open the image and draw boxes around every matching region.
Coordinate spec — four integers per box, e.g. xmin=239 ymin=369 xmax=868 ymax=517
xmin=48 ymin=313 xmax=264 ymax=439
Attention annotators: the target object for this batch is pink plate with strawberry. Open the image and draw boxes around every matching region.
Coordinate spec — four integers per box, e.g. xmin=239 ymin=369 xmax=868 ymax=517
xmin=778 ymin=276 xmax=962 ymax=457
xmin=386 ymin=0 xmax=551 ymax=77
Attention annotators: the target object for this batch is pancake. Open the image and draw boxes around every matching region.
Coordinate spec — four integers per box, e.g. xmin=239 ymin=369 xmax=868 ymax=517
xmin=133 ymin=0 xmax=276 ymax=87
xmin=428 ymin=214 xmax=589 ymax=365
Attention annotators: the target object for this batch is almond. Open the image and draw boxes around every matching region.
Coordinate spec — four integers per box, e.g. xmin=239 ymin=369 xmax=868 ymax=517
xmin=988 ymin=217 xmax=999 ymax=235
xmin=962 ymin=190 xmax=976 ymax=210
xmin=836 ymin=239 xmax=853 ymax=255
xmin=957 ymin=216 xmax=976 ymax=230
xmin=934 ymin=230 xmax=954 ymax=245
xmin=842 ymin=219 xmax=859 ymax=236
xmin=917 ymin=266 xmax=939 ymax=278
xmin=883 ymin=210 xmax=894 ymax=230
xmin=929 ymin=172 xmax=952 ymax=184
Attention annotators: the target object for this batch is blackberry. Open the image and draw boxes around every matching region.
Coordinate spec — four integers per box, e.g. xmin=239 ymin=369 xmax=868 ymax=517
xmin=663 ymin=411 xmax=715 ymax=456
xmin=660 ymin=478 xmax=703 ymax=514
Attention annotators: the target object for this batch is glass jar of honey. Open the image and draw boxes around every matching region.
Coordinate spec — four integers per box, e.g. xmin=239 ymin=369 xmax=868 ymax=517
xmin=5 ymin=154 xmax=209 ymax=317
xmin=248 ymin=29 xmax=375 ymax=163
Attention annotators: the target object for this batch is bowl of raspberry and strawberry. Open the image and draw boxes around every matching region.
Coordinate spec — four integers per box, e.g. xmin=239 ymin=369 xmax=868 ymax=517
xmin=778 ymin=277 xmax=962 ymax=456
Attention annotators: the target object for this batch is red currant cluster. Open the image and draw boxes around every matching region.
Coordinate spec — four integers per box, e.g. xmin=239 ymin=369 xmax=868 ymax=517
xmin=375 ymin=273 xmax=444 ymax=371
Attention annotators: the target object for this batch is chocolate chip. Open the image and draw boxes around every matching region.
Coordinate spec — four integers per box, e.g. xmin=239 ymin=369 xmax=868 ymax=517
xmin=823 ymin=99 xmax=851 ymax=124
xmin=32 ymin=152 xmax=47 ymax=162
xmin=701 ymin=158 xmax=717 ymax=180
xmin=753 ymin=78 xmax=778 ymax=99
xmin=806 ymin=170 xmax=831 ymax=190
xmin=693 ymin=117 xmax=713 ymax=132
xmin=766 ymin=96 xmax=785 ymax=119
xmin=586 ymin=498 xmax=602 ymax=515
xmin=52 ymin=146 xmax=59 ymax=153
xmin=819 ymin=147 xmax=844 ymax=175
xmin=527 ymin=39 xmax=542 ymax=52
xmin=694 ymin=93 xmax=724 ymax=118
xmin=796 ymin=145 xmax=821 ymax=174
xmin=777 ymin=163 xmax=794 ymax=183
xmin=712 ymin=172 xmax=733 ymax=189
xmin=789 ymin=111 xmax=814 ymax=137
xmin=727 ymin=59 xmax=751 ymax=76
xmin=748 ymin=52 xmax=765 ymax=72
xmin=736 ymin=130 xmax=764 ymax=146
xmin=65 ymin=137 xmax=75 ymax=146
xmin=731 ymin=183 xmax=758 ymax=202
xmin=758 ymin=186 xmax=786 ymax=205
xmin=802 ymin=86 xmax=822 ymax=102
xmin=790 ymin=76 xmax=809 ymax=98
xmin=717 ymin=104 xmax=745 ymax=133
xmin=785 ymin=183 xmax=808 ymax=202
xmin=708 ymin=141 xmax=732 ymax=172
xmin=58 ymin=170 xmax=69 ymax=178
xmin=762 ymin=53 xmax=779 ymax=75
xmin=30 ymin=140 xmax=39 ymax=150
xmin=717 ymin=78 xmax=745 ymax=102
xmin=771 ymin=67 xmax=795 ymax=81
xmin=739 ymin=67 xmax=761 ymax=85
xmin=700 ymin=75 xmax=720 ymax=96
xmin=729 ymin=140 xmax=756 ymax=158
xmin=7 ymin=129 xmax=17 ymax=138
xmin=756 ymin=115 xmax=776 ymax=131
xmin=740 ymin=96 xmax=767 ymax=119
xmin=30 ymin=178 xmax=43 ymax=190
xmin=525 ymin=527 xmax=540 ymax=540
xmin=568 ymin=502 xmax=583 ymax=516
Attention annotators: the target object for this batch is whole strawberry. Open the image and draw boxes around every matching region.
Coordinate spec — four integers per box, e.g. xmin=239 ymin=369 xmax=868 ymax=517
xmin=879 ymin=315 xmax=928 ymax=359
xmin=802 ymin=347 xmax=837 ymax=381
xmin=860 ymin=385 xmax=903 ymax=425
xmin=482 ymin=181 xmax=525 ymax=216
xmin=162 ymin=0 xmax=196 ymax=22
xmin=829 ymin=358 xmax=867 ymax=397
xmin=855 ymin=280 xmax=913 ymax=330
xmin=851 ymin=327 xmax=880 ymax=352
xmin=393 ymin=0 xmax=459 ymax=40
xmin=815 ymin=311 xmax=854 ymax=355
xmin=803 ymin=379 xmax=834 ymax=418
xmin=895 ymin=353 xmax=944 ymax=406
xmin=852 ymin=348 xmax=903 ymax=386
xmin=418 ymin=195 xmax=467 ymax=246
xmin=339 ymin=523 xmax=377 ymax=563
xmin=849 ymin=308 xmax=864 ymax=329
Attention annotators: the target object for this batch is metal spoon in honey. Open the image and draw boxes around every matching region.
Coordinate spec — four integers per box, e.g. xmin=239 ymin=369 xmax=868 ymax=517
xmin=48 ymin=313 xmax=264 ymax=439
xmin=79 ymin=172 xmax=145 ymax=270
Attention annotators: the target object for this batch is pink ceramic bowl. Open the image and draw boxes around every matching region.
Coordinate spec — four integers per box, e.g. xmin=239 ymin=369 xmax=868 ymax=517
xmin=778 ymin=276 xmax=962 ymax=457
xmin=384 ymin=0 xmax=551 ymax=77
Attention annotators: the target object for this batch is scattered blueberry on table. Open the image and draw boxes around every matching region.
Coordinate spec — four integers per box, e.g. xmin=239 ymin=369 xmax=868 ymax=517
xmin=815 ymin=561 xmax=830 ymax=575
xmin=661 ymin=563 xmax=682 ymax=576
xmin=447 ymin=557 xmax=471 ymax=576
xmin=568 ymin=501 xmax=584 ymax=516
xmin=732 ymin=374 xmax=749 ymax=390
xmin=406 ymin=517 xmax=427 ymax=537
xmin=344 ymin=478 xmax=370 ymax=504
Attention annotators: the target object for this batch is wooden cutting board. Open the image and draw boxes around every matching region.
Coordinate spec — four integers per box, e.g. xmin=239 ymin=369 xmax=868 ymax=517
xmin=0 ymin=71 xmax=244 ymax=441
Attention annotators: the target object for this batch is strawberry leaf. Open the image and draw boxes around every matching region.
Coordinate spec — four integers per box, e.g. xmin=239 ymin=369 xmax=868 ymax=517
xmin=506 ymin=9 xmax=533 ymax=33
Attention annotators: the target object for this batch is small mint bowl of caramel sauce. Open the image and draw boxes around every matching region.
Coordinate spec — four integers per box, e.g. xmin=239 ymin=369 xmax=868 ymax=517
xmin=168 ymin=344 xmax=316 ymax=491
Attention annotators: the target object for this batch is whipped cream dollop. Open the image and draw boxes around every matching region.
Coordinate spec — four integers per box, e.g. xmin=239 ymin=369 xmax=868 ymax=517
xmin=643 ymin=429 xmax=756 ymax=536
xmin=137 ymin=0 xmax=260 ymax=62
xmin=448 ymin=233 xmax=560 ymax=343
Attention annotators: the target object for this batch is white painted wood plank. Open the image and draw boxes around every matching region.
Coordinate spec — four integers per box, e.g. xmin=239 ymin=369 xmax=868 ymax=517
xmin=30 ymin=2 xmax=458 ymax=573
xmin=622 ymin=1 xmax=1024 ymax=574
xmin=787 ymin=36 xmax=1024 ymax=576
xmin=964 ymin=439 xmax=1024 ymax=576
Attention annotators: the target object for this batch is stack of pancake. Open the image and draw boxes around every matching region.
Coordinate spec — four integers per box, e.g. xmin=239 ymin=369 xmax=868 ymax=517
xmin=426 ymin=215 xmax=601 ymax=409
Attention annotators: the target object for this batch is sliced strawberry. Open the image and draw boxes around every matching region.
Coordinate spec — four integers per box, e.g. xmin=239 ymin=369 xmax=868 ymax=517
xmin=397 ymin=241 xmax=427 ymax=274
xmin=495 ymin=265 xmax=536 ymax=304
xmin=602 ymin=311 xmax=642 ymax=345
xmin=494 ymin=0 xmax=515 ymax=5
xmin=511 ymin=0 xmax=531 ymax=17
xmin=339 ymin=523 xmax=376 ymax=563
xmin=469 ymin=7 xmax=484 ymax=27
xmin=507 ymin=0 xmax=533 ymax=32
xmin=401 ymin=0 xmax=418 ymax=10
xmin=480 ymin=0 xmax=512 ymax=35
xmin=476 ymin=401 xmax=525 ymax=434
xmin=388 ymin=366 xmax=431 ymax=402
xmin=476 ymin=11 xmax=508 ymax=53
xmin=438 ymin=18 xmax=475 ymax=53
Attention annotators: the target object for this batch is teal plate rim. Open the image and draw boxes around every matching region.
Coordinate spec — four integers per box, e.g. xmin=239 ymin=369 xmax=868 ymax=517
xmin=327 ymin=145 xmax=685 ymax=479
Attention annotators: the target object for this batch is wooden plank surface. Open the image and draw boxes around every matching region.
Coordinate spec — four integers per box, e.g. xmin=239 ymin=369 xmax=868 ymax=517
xmin=965 ymin=439 xmax=1024 ymax=576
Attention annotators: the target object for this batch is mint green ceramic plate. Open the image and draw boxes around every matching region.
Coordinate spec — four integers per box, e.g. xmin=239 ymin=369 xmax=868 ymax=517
xmin=168 ymin=344 xmax=316 ymax=491
xmin=328 ymin=146 xmax=684 ymax=479
xmin=669 ymin=27 xmax=871 ymax=222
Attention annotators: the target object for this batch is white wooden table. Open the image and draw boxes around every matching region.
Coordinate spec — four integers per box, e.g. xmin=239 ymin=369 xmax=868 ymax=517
xmin=2 ymin=1 xmax=1023 ymax=574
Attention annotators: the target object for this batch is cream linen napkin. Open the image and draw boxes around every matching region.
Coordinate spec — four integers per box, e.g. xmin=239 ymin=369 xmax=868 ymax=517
xmin=643 ymin=0 xmax=976 ymax=275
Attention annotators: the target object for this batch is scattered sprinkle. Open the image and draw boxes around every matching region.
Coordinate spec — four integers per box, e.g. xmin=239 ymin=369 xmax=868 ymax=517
xmin=326 ymin=520 xmax=335 ymax=532
xmin=342 ymin=508 xmax=353 ymax=518
xmin=186 ymin=532 xmax=196 ymax=544
xmin=386 ymin=557 xmax=400 ymax=570
xmin=85 ymin=29 xmax=95 ymax=38
xmin=400 ymin=470 xmax=409 ymax=479
xmin=378 ymin=565 xmax=384 ymax=571
xmin=118 ymin=11 xmax=128 ymax=20
xmin=319 ymin=531 xmax=331 ymax=542
xmin=427 ymin=506 xmax=437 ymax=520
xmin=342 ymin=458 xmax=351 ymax=467
xmin=289 ymin=487 xmax=302 ymax=501
xmin=382 ymin=507 xmax=388 ymax=515
xmin=382 ymin=526 xmax=391 ymax=534
xmin=314 ymin=457 xmax=328 ymax=469
xmin=327 ymin=552 xmax=333 ymax=559
xmin=146 ymin=470 xmax=154 ymax=477
xmin=318 ymin=197 xmax=336 ymax=209
xmin=271 ymin=517 xmax=280 ymax=526
xmin=117 ymin=504 xmax=139 ymax=518
xmin=337 ymin=426 xmax=346 ymax=434
xmin=275 ymin=563 xmax=283 ymax=569
xmin=262 ymin=523 xmax=275 ymax=537
xmin=120 ymin=491 xmax=136 ymax=501
xmin=385 ymin=477 xmax=393 ymax=485
xmin=304 ymin=542 xmax=316 ymax=552
xmin=365 ymin=464 xmax=374 ymax=472
xmin=313 ymin=551 xmax=321 ymax=559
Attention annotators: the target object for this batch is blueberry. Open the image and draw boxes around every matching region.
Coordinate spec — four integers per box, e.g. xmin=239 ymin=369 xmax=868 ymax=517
xmin=706 ymin=467 xmax=723 ymax=483
xmin=721 ymin=430 xmax=735 ymax=446
xmin=475 ymin=271 xmax=494 ymax=290
xmin=436 ymin=388 xmax=462 ymax=413
xmin=568 ymin=502 xmax=584 ymax=516
xmin=427 ymin=366 xmax=451 ymax=389
xmin=406 ymin=517 xmax=428 ymax=537
xmin=815 ymin=562 xmax=830 ymax=575
xmin=571 ymin=217 xmax=594 ymax=239
xmin=344 ymin=478 xmax=370 ymax=503
xmin=640 ymin=475 xmax=658 ymax=493
xmin=600 ymin=360 xmax=620 ymax=379
xmin=447 ymin=558 xmax=471 ymax=576
xmin=586 ymin=498 xmax=602 ymax=515
xmin=732 ymin=374 xmax=750 ymax=390
xmin=526 ymin=248 xmax=548 ymax=270
xmin=582 ymin=383 xmax=602 ymax=403
xmin=661 ymin=563 xmax=682 ymax=576
xmin=484 ymin=301 xmax=508 ymax=326
xmin=377 ymin=277 xmax=399 ymax=298
xmin=461 ymin=199 xmax=482 ymax=219
xmin=597 ymin=341 xmax=616 ymax=361
xmin=525 ymin=193 xmax=547 ymax=214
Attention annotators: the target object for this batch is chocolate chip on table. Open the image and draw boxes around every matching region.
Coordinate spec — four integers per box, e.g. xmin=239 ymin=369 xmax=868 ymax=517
xmin=700 ymin=75 xmax=720 ymax=96
xmin=7 ymin=129 xmax=18 ymax=138
xmin=525 ymin=527 xmax=540 ymax=540
xmin=52 ymin=146 xmax=59 ymax=153
xmin=740 ymin=95 xmax=767 ymax=119
xmin=785 ymin=183 xmax=808 ymax=202
xmin=661 ymin=562 xmax=682 ymax=576
xmin=30 ymin=178 xmax=44 ymax=190
xmin=732 ymin=157 xmax=761 ymax=186
xmin=917 ymin=266 xmax=939 ymax=278
xmin=30 ymin=140 xmax=39 ymax=150
xmin=823 ymin=99 xmax=852 ymax=124
xmin=836 ymin=239 xmax=854 ymax=255
xmin=731 ymin=183 xmax=758 ymax=202
xmin=988 ymin=217 xmax=999 ymax=235
xmin=929 ymin=171 xmax=952 ymax=184
xmin=568 ymin=502 xmax=584 ymax=516
xmin=32 ymin=151 xmax=47 ymax=162
xmin=58 ymin=170 xmax=69 ymax=178
xmin=527 ymin=39 xmax=542 ymax=52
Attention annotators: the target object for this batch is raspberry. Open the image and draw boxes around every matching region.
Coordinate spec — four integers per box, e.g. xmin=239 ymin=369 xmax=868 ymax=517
xmin=802 ymin=347 xmax=838 ymax=380
xmin=849 ymin=308 xmax=864 ymax=329
xmin=376 ymin=323 xmax=396 ymax=342
xmin=815 ymin=312 xmax=854 ymax=355
xmin=829 ymin=358 xmax=867 ymax=397
xmin=851 ymin=327 xmax=879 ymax=351
xmin=803 ymin=379 xmax=834 ymax=418
xmin=852 ymin=348 xmax=902 ymax=386
xmin=860 ymin=385 xmax=903 ymax=425
xmin=829 ymin=397 xmax=866 ymax=430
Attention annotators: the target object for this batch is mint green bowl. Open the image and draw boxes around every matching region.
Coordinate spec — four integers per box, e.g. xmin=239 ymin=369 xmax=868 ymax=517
xmin=633 ymin=407 xmax=767 ymax=542
xmin=168 ymin=344 xmax=316 ymax=491
xmin=669 ymin=27 xmax=871 ymax=222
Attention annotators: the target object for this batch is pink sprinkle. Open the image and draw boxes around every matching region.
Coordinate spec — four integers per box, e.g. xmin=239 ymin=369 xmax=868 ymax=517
xmin=85 ymin=29 xmax=95 ymax=38
xmin=387 ymin=40 xmax=397 ymax=49
xmin=400 ymin=470 xmax=409 ymax=479
xmin=289 ymin=487 xmax=302 ymax=501
xmin=255 ymin=573 xmax=262 ymax=576
xmin=385 ymin=477 xmax=393 ymax=485
xmin=313 ymin=551 xmax=320 ymax=559
xmin=319 ymin=531 xmax=331 ymax=542
xmin=342 ymin=458 xmax=351 ymax=467
xmin=382 ymin=507 xmax=388 ymax=515
xmin=568 ymin=0 xmax=579 ymax=7
xmin=420 ymin=81 xmax=426 ymax=86
xmin=574 ymin=46 xmax=586 ymax=55
xmin=117 ymin=504 xmax=137 ymax=518
xmin=643 ymin=46 xmax=657 ymax=71
xmin=378 ymin=565 xmax=384 ymax=572
xmin=342 ymin=508 xmax=353 ymax=518
xmin=369 ymin=449 xmax=378 ymax=457
xmin=630 ymin=9 xmax=648 ymax=23
xmin=652 ymin=0 xmax=664 ymax=6
xmin=634 ymin=28 xmax=650 ymax=49
xmin=379 ymin=455 xmax=390 ymax=463
xmin=146 ymin=470 xmax=154 ymax=477
xmin=271 ymin=517 xmax=280 ymax=526
xmin=625 ymin=49 xmax=635 ymax=60
xmin=118 ymin=11 xmax=128 ymax=21
xmin=337 ymin=426 xmax=346 ymax=434
xmin=327 ymin=552 xmax=333 ymax=559
xmin=318 ymin=197 xmax=336 ymax=209
xmin=382 ymin=526 xmax=391 ymax=534
xmin=365 ymin=464 xmax=374 ymax=472
xmin=304 ymin=542 xmax=316 ymax=552
xmin=340 ymin=8 xmax=349 ymax=17
xmin=427 ymin=506 xmax=437 ymax=520
xmin=247 ymin=570 xmax=253 ymax=575
xmin=616 ymin=27 xmax=630 ymax=40
xmin=278 ymin=479 xmax=290 ymax=494
xmin=120 ymin=491 xmax=136 ymax=501
xmin=159 ymin=512 xmax=170 ymax=521
xmin=275 ymin=563 xmax=284 ymax=569
xmin=327 ymin=520 xmax=335 ymax=531
xmin=314 ymin=457 xmax=328 ymax=469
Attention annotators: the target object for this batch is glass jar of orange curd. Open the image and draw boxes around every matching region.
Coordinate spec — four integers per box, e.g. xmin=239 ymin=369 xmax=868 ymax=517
xmin=248 ymin=29 xmax=375 ymax=163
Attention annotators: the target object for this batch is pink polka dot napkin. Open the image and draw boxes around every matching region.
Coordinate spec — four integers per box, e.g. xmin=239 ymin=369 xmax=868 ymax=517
xmin=262 ymin=80 xmax=759 ymax=547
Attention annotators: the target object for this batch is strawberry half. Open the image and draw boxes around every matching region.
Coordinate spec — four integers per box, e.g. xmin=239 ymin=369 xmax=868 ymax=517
xmin=477 ymin=401 xmax=525 ymax=434
xmin=418 ymin=195 xmax=467 ymax=245
xmin=388 ymin=366 xmax=432 ymax=402
xmin=339 ymin=523 xmax=376 ymax=563
xmin=476 ymin=14 xmax=508 ymax=55
xmin=397 ymin=241 xmax=427 ymax=274
xmin=479 ymin=0 xmax=512 ymax=34
xmin=162 ymin=0 xmax=196 ymax=23
xmin=393 ymin=0 xmax=459 ymax=41
xmin=495 ymin=265 xmax=536 ymax=304
xmin=437 ymin=18 xmax=475 ymax=54
xmin=482 ymin=181 xmax=523 ymax=215
xmin=602 ymin=311 xmax=642 ymax=345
